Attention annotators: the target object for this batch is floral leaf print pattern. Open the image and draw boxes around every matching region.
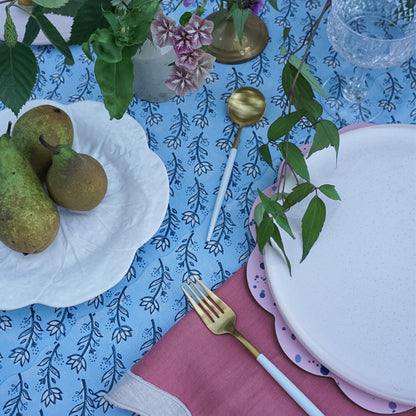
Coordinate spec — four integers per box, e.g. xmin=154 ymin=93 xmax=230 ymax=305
xmin=66 ymin=313 xmax=103 ymax=373
xmin=106 ymin=287 xmax=133 ymax=343
xmin=88 ymin=295 xmax=104 ymax=309
xmin=3 ymin=373 xmax=31 ymax=416
xmin=188 ymin=132 xmax=212 ymax=175
xmin=0 ymin=314 xmax=12 ymax=332
xmin=193 ymin=86 xmax=216 ymax=128
xmin=69 ymin=379 xmax=95 ymax=416
xmin=46 ymin=308 xmax=74 ymax=340
xmin=9 ymin=305 xmax=42 ymax=367
xmin=379 ymin=72 xmax=402 ymax=112
xmin=93 ymin=345 xmax=126 ymax=412
xmin=247 ymin=54 xmax=270 ymax=87
xmin=140 ymin=319 xmax=163 ymax=354
xmin=243 ymin=131 xmax=265 ymax=179
xmin=142 ymin=101 xmax=163 ymax=126
xmin=167 ymin=152 xmax=186 ymax=197
xmin=68 ymin=67 xmax=97 ymax=103
xmin=46 ymin=58 xmax=72 ymax=101
xmin=151 ymin=204 xmax=180 ymax=251
xmin=165 ymin=108 xmax=190 ymax=149
xmin=177 ymin=232 xmax=201 ymax=283
xmin=205 ymin=207 xmax=235 ymax=254
xmin=38 ymin=343 xmax=63 ymax=407
xmin=182 ymin=178 xmax=208 ymax=227
xmin=140 ymin=259 xmax=173 ymax=314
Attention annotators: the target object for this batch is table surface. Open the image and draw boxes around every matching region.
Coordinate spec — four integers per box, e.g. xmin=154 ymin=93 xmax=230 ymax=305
xmin=0 ymin=1 xmax=415 ymax=415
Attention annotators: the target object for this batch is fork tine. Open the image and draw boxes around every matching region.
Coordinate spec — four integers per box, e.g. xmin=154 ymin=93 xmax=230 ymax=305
xmin=189 ymin=280 xmax=222 ymax=315
xmin=194 ymin=277 xmax=228 ymax=311
xmin=182 ymin=283 xmax=216 ymax=322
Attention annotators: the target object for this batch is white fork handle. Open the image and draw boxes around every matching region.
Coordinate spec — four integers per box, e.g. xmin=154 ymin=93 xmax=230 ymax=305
xmin=257 ymin=354 xmax=325 ymax=416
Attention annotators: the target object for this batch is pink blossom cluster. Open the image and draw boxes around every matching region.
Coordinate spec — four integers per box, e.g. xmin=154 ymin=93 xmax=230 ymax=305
xmin=150 ymin=12 xmax=215 ymax=96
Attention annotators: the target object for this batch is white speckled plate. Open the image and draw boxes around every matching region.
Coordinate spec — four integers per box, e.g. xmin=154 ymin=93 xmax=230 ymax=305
xmin=264 ymin=124 xmax=416 ymax=406
xmin=0 ymin=100 xmax=169 ymax=310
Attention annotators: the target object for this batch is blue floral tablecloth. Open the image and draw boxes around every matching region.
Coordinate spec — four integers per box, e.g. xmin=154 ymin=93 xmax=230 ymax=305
xmin=0 ymin=1 xmax=415 ymax=415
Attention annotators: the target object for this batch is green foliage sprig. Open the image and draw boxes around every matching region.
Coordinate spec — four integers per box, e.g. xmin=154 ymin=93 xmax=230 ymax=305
xmin=0 ymin=0 xmax=75 ymax=115
xmin=255 ymin=0 xmax=341 ymax=274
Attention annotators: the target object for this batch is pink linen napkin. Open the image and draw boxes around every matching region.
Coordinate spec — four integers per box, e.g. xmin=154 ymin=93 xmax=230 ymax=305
xmin=106 ymin=264 xmax=416 ymax=416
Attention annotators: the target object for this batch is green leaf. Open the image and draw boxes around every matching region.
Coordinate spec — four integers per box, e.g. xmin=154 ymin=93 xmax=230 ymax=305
xmin=270 ymin=219 xmax=292 ymax=275
xmin=268 ymin=112 xmax=302 ymax=142
xmin=69 ymin=0 xmax=112 ymax=45
xmin=33 ymin=0 xmax=68 ymax=8
xmin=0 ymin=42 xmax=37 ymax=116
xmin=258 ymin=190 xmax=295 ymax=239
xmin=289 ymin=55 xmax=327 ymax=98
xmin=278 ymin=141 xmax=310 ymax=182
xmin=319 ymin=184 xmax=341 ymax=200
xmin=23 ymin=15 xmax=41 ymax=46
xmin=283 ymin=27 xmax=291 ymax=41
xmin=258 ymin=190 xmax=285 ymax=215
xmin=81 ymin=40 xmax=94 ymax=61
xmin=282 ymin=62 xmax=314 ymax=109
xmin=90 ymin=29 xmax=122 ymax=63
xmin=272 ymin=211 xmax=295 ymax=239
xmin=280 ymin=27 xmax=290 ymax=55
xmin=300 ymin=100 xmax=323 ymax=124
xmin=267 ymin=0 xmax=279 ymax=11
xmin=309 ymin=119 xmax=340 ymax=159
xmin=283 ymin=182 xmax=315 ymax=209
xmin=179 ymin=11 xmax=193 ymax=26
xmin=257 ymin=212 xmax=292 ymax=274
xmin=301 ymin=195 xmax=326 ymax=262
xmin=259 ymin=143 xmax=273 ymax=168
xmin=94 ymin=57 xmax=134 ymax=119
xmin=254 ymin=202 xmax=265 ymax=228
xmin=228 ymin=6 xmax=250 ymax=44
xmin=43 ymin=0 xmax=84 ymax=16
xmin=33 ymin=12 xmax=74 ymax=64
xmin=257 ymin=211 xmax=273 ymax=253
xmin=4 ymin=10 xmax=18 ymax=47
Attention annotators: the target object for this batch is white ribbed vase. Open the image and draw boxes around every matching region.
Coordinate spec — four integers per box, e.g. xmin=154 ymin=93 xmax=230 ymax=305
xmin=132 ymin=39 xmax=177 ymax=103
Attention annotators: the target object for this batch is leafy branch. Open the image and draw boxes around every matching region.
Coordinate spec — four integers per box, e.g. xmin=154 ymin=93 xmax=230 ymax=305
xmin=255 ymin=0 xmax=341 ymax=274
xmin=0 ymin=0 xmax=75 ymax=115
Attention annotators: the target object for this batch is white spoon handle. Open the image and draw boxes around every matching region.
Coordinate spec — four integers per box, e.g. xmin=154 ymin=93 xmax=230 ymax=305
xmin=257 ymin=354 xmax=325 ymax=416
xmin=206 ymin=147 xmax=237 ymax=241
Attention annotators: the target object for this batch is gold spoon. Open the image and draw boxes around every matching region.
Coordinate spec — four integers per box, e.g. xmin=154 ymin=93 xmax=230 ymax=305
xmin=207 ymin=87 xmax=266 ymax=241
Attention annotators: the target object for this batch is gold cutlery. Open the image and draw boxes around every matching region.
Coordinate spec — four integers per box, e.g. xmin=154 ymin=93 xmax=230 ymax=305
xmin=181 ymin=277 xmax=325 ymax=416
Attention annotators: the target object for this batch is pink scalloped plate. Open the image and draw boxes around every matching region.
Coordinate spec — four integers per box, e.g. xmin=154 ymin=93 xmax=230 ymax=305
xmin=246 ymin=124 xmax=415 ymax=414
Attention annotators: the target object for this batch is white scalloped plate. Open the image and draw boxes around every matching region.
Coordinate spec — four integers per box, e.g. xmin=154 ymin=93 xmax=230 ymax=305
xmin=264 ymin=124 xmax=416 ymax=405
xmin=0 ymin=100 xmax=169 ymax=310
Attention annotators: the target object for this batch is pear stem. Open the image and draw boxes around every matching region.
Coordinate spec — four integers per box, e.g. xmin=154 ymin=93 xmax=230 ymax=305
xmin=39 ymin=135 xmax=60 ymax=154
xmin=6 ymin=121 xmax=12 ymax=136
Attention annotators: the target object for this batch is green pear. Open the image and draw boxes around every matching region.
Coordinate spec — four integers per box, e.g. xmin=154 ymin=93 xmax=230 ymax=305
xmin=0 ymin=122 xmax=60 ymax=254
xmin=40 ymin=137 xmax=108 ymax=211
xmin=12 ymin=105 xmax=73 ymax=179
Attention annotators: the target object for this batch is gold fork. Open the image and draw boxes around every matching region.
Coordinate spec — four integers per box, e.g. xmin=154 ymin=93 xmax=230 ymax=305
xmin=181 ymin=278 xmax=325 ymax=416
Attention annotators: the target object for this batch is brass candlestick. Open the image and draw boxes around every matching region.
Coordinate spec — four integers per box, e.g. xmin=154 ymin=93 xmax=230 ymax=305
xmin=206 ymin=10 xmax=269 ymax=65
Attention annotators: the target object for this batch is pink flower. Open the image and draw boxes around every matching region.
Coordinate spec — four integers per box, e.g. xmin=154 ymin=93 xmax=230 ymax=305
xmin=173 ymin=26 xmax=195 ymax=54
xmin=166 ymin=65 xmax=198 ymax=96
xmin=184 ymin=14 xmax=214 ymax=49
xmin=183 ymin=0 xmax=195 ymax=6
xmin=175 ymin=48 xmax=204 ymax=70
xmin=151 ymin=13 xmax=177 ymax=47
xmin=194 ymin=52 xmax=216 ymax=86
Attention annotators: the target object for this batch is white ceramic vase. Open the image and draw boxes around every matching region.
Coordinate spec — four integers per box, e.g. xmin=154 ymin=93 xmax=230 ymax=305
xmin=132 ymin=39 xmax=177 ymax=103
